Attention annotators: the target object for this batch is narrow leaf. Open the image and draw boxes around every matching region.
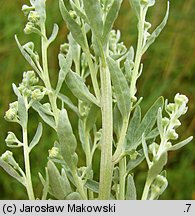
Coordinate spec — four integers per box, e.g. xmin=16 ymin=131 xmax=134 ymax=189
xmin=48 ymin=24 xmax=59 ymax=45
xmin=107 ymin=56 xmax=131 ymax=117
xmin=85 ymin=104 xmax=100 ymax=132
xmin=59 ymin=0 xmax=87 ymax=49
xmin=58 ymin=93 xmax=79 ymax=116
xmin=18 ymin=95 xmax=27 ymax=127
xmin=83 ymin=0 xmax=103 ymax=39
xmin=65 ymin=70 xmax=99 ymax=106
xmin=168 ymin=136 xmax=193 ymax=151
xmin=29 ymin=122 xmax=43 ymax=151
xmin=142 ymin=1 xmax=170 ymax=54
xmin=57 ymin=109 xmax=78 ymax=169
xmin=84 ymin=179 xmax=99 ymax=194
xmin=126 ymin=174 xmax=137 ymax=200
xmin=103 ymin=0 xmax=123 ymax=45
xmin=15 ymin=35 xmax=41 ymax=77
xmin=129 ymin=0 xmax=141 ymax=19
xmin=32 ymin=102 xmax=56 ymax=130
xmin=147 ymin=152 xmax=168 ymax=184
xmin=0 ymin=158 xmax=25 ymax=186
xmin=12 ymin=84 xmax=21 ymax=97
xmin=56 ymin=50 xmax=72 ymax=93
xmin=65 ymin=192 xmax=82 ymax=200
xmin=47 ymin=160 xmax=71 ymax=199
xmin=142 ymin=134 xmax=151 ymax=167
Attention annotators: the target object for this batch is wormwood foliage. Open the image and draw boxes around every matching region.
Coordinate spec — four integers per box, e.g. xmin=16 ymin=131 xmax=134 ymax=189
xmin=0 ymin=0 xmax=193 ymax=200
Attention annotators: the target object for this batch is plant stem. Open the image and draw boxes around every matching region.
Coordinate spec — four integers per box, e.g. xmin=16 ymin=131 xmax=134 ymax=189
xmin=40 ymin=23 xmax=59 ymax=123
xmin=119 ymin=157 xmax=126 ymax=200
xmin=141 ymin=178 xmax=151 ymax=200
xmin=99 ymin=60 xmax=113 ymax=200
xmin=23 ymin=126 xmax=35 ymax=200
xmin=72 ymin=169 xmax=87 ymax=200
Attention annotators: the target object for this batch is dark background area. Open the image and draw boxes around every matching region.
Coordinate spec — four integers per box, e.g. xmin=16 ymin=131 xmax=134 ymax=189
xmin=0 ymin=0 xmax=194 ymax=199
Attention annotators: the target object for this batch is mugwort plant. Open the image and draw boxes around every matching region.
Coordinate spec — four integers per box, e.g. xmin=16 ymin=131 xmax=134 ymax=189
xmin=0 ymin=0 xmax=193 ymax=200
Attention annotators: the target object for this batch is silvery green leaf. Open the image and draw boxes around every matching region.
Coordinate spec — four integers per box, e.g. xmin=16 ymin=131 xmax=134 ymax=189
xmin=15 ymin=35 xmax=41 ymax=78
xmin=29 ymin=122 xmax=43 ymax=151
xmin=146 ymin=127 xmax=159 ymax=140
xmin=142 ymin=134 xmax=151 ymax=167
xmin=58 ymin=93 xmax=79 ymax=116
xmin=126 ymin=106 xmax=141 ymax=149
xmin=56 ymin=50 xmax=72 ymax=93
xmin=47 ymin=160 xmax=71 ymax=199
xmin=168 ymin=136 xmax=193 ymax=151
xmin=48 ymin=24 xmax=59 ymax=45
xmin=126 ymin=174 xmax=137 ymax=200
xmin=147 ymin=151 xmax=168 ymax=184
xmin=107 ymin=56 xmax=131 ymax=118
xmin=157 ymin=108 xmax=163 ymax=138
xmin=85 ymin=104 xmax=100 ymax=132
xmin=65 ymin=192 xmax=82 ymax=200
xmin=69 ymin=0 xmax=89 ymax=23
xmin=57 ymin=109 xmax=78 ymax=169
xmin=39 ymin=168 xmax=49 ymax=200
xmin=142 ymin=1 xmax=170 ymax=54
xmin=84 ymin=179 xmax=99 ymax=194
xmin=65 ymin=70 xmax=99 ymax=106
xmin=0 ymin=158 xmax=25 ymax=186
xmin=18 ymin=95 xmax=27 ymax=127
xmin=32 ymin=101 xmax=56 ymax=130
xmin=113 ymin=104 xmax=123 ymax=139
xmin=102 ymin=0 xmax=123 ymax=45
xmin=78 ymin=119 xmax=85 ymax=151
xmin=132 ymin=97 xmax=164 ymax=149
xmin=12 ymin=83 xmax=21 ymax=97
xmin=129 ymin=0 xmax=141 ymax=19
xmin=59 ymin=0 xmax=87 ymax=49
xmin=126 ymin=149 xmax=145 ymax=173
xmin=83 ymin=0 xmax=103 ymax=40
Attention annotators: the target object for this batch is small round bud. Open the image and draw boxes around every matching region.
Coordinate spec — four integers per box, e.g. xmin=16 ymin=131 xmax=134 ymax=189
xmin=4 ymin=109 xmax=17 ymax=121
xmin=28 ymin=11 xmax=40 ymax=24
xmin=167 ymin=129 xmax=178 ymax=140
xmin=130 ymin=151 xmax=139 ymax=160
xmin=166 ymin=103 xmax=175 ymax=113
xmin=162 ymin=117 xmax=169 ymax=127
xmin=24 ymin=22 xmax=35 ymax=34
xmin=60 ymin=43 xmax=69 ymax=54
xmin=174 ymin=93 xmax=188 ymax=106
xmin=5 ymin=132 xmax=22 ymax=147
xmin=31 ymin=89 xmax=45 ymax=101
xmin=69 ymin=10 xmax=77 ymax=19
xmin=0 ymin=151 xmax=19 ymax=170
xmin=48 ymin=147 xmax=62 ymax=160
xmin=22 ymin=5 xmax=35 ymax=16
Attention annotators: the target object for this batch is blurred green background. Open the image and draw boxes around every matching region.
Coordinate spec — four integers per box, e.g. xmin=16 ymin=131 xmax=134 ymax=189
xmin=0 ymin=0 xmax=194 ymax=199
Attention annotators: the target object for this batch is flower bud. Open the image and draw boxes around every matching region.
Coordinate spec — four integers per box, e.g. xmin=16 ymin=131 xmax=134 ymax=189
xmin=22 ymin=5 xmax=35 ymax=16
xmin=31 ymin=89 xmax=45 ymax=101
xmin=69 ymin=10 xmax=77 ymax=19
xmin=60 ymin=43 xmax=69 ymax=54
xmin=1 ymin=151 xmax=19 ymax=170
xmin=28 ymin=11 xmax=40 ymax=24
xmin=162 ymin=117 xmax=169 ymax=127
xmin=24 ymin=22 xmax=35 ymax=34
xmin=5 ymin=132 xmax=22 ymax=147
xmin=48 ymin=147 xmax=63 ymax=160
xmin=4 ymin=109 xmax=17 ymax=121
xmin=167 ymin=129 xmax=178 ymax=140
xmin=166 ymin=103 xmax=175 ymax=113
xmin=174 ymin=93 xmax=188 ymax=106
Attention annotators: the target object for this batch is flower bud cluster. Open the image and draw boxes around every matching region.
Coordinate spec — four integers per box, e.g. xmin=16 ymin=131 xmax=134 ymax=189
xmin=164 ymin=93 xmax=189 ymax=141
xmin=22 ymin=3 xmax=41 ymax=35
xmin=18 ymin=71 xmax=46 ymax=101
xmin=4 ymin=101 xmax=19 ymax=122
xmin=48 ymin=147 xmax=63 ymax=160
xmin=109 ymin=30 xmax=127 ymax=60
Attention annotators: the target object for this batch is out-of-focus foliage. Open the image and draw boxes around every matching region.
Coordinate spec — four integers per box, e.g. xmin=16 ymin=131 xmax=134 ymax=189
xmin=0 ymin=0 xmax=194 ymax=199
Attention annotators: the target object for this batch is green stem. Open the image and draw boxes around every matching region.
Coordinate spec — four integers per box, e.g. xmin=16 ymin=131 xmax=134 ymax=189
xmin=112 ymin=116 xmax=130 ymax=164
xmin=72 ymin=169 xmax=87 ymax=200
xmin=119 ymin=157 xmax=126 ymax=200
xmin=40 ymin=23 xmax=58 ymax=124
xmin=141 ymin=178 xmax=151 ymax=200
xmin=23 ymin=126 xmax=35 ymax=200
xmin=99 ymin=60 xmax=113 ymax=200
